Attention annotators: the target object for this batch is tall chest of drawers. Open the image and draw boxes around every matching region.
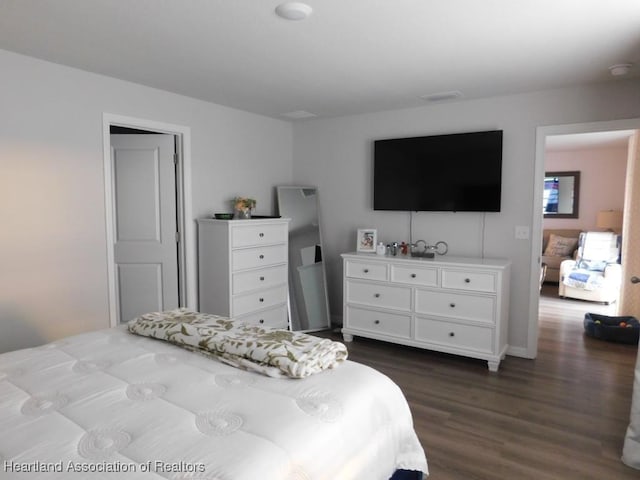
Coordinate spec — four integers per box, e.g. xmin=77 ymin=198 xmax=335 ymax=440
xmin=341 ymin=252 xmax=511 ymax=371
xmin=198 ymin=218 xmax=290 ymax=329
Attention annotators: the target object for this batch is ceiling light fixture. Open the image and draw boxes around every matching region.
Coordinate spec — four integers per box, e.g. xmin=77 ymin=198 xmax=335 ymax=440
xmin=609 ymin=63 xmax=633 ymax=76
xmin=275 ymin=2 xmax=312 ymax=21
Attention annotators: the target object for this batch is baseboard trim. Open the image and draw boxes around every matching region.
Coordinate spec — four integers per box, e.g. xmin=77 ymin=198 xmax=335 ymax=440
xmin=507 ymin=345 xmax=535 ymax=359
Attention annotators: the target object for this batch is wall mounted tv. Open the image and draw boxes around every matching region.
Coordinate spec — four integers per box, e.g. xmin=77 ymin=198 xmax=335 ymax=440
xmin=373 ymin=130 xmax=503 ymax=212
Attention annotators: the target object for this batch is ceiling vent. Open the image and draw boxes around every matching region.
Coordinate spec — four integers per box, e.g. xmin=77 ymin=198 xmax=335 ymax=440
xmin=609 ymin=63 xmax=633 ymax=76
xmin=281 ymin=110 xmax=317 ymax=119
xmin=419 ymin=90 xmax=464 ymax=103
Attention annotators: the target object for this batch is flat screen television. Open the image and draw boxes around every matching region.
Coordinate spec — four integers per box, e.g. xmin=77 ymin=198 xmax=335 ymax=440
xmin=373 ymin=130 xmax=503 ymax=212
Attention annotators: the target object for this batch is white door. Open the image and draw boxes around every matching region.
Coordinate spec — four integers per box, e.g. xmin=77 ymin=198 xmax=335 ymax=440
xmin=620 ymin=131 xmax=640 ymax=318
xmin=110 ymin=134 xmax=179 ymax=323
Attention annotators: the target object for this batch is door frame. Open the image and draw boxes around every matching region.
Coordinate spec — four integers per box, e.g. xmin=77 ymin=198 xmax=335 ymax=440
xmin=528 ymin=117 xmax=640 ymax=358
xmin=102 ymin=113 xmax=195 ymax=327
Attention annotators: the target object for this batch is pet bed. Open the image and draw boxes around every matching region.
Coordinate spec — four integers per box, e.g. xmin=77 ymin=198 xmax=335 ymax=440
xmin=583 ymin=313 xmax=640 ymax=345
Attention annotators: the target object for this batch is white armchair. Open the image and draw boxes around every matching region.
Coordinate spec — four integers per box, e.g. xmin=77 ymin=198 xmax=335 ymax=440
xmin=558 ymin=232 xmax=622 ymax=304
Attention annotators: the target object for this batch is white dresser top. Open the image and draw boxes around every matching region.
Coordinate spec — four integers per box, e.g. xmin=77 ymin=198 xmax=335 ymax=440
xmin=341 ymin=252 xmax=511 ymax=269
xmin=198 ymin=217 xmax=290 ymax=225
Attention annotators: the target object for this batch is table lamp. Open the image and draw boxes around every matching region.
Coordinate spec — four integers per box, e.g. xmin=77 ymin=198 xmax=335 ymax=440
xmin=596 ymin=210 xmax=623 ymax=234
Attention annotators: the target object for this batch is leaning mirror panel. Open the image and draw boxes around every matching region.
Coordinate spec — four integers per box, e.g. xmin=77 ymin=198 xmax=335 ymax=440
xmin=276 ymin=186 xmax=331 ymax=332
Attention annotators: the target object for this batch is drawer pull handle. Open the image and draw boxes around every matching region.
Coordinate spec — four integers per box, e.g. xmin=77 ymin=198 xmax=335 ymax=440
xmin=374 ymin=320 xmax=380 ymax=325
xmin=259 ymin=276 xmax=265 ymax=281
xmin=449 ymin=332 xmax=455 ymax=337
xmin=259 ymin=298 xmax=264 ymax=303
xmin=259 ymin=319 xmax=265 ymax=324
xmin=364 ymin=269 xmax=369 ymax=273
xmin=449 ymin=303 xmax=456 ymax=308
xmin=259 ymin=232 xmax=265 ymax=237
xmin=464 ymin=278 xmax=471 ymax=283
xmin=259 ymin=254 xmax=265 ymax=259
xmin=410 ymin=273 xmax=417 ymax=278
xmin=374 ymin=293 xmax=381 ymax=298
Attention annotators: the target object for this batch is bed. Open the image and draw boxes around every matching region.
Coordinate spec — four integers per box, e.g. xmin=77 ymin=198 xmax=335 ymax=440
xmin=0 ymin=312 xmax=428 ymax=479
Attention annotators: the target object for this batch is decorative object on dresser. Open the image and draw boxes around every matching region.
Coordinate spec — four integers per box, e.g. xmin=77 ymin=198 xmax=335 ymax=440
xmin=198 ymin=218 xmax=290 ymax=329
xmin=341 ymin=252 xmax=511 ymax=372
xmin=356 ymin=228 xmax=377 ymax=252
xmin=233 ymin=196 xmax=256 ymax=219
xmin=411 ymin=239 xmax=449 ymax=258
xmin=541 ymin=228 xmax=581 ymax=283
xmin=276 ymin=186 xmax=331 ymax=332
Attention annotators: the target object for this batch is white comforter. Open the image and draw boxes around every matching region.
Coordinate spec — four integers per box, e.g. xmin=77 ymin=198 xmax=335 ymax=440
xmin=0 ymin=326 xmax=428 ymax=479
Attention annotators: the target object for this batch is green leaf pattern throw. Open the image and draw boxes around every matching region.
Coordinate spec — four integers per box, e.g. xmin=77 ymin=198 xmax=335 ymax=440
xmin=127 ymin=309 xmax=348 ymax=378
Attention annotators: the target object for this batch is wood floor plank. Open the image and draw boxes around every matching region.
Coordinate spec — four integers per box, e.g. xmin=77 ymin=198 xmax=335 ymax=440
xmin=318 ymin=284 xmax=640 ymax=479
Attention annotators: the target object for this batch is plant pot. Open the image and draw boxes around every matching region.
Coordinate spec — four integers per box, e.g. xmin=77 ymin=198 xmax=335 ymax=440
xmin=234 ymin=209 xmax=251 ymax=219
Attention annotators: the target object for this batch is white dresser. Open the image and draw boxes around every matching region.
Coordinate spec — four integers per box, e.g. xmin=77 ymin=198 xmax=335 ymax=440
xmin=198 ymin=218 xmax=290 ymax=329
xmin=341 ymin=252 xmax=511 ymax=371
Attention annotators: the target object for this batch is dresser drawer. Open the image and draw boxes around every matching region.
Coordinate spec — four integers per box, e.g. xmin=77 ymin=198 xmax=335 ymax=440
xmin=232 ymin=264 xmax=288 ymax=294
xmin=346 ymin=306 xmax=411 ymax=339
xmin=232 ymin=244 xmax=287 ymax=271
xmin=236 ymin=304 xmax=288 ymax=329
xmin=390 ymin=264 xmax=438 ymax=287
xmin=441 ymin=269 xmax=496 ymax=293
xmin=232 ymin=223 xmax=288 ymax=248
xmin=345 ymin=260 xmax=388 ymax=281
xmin=232 ymin=285 xmax=287 ymax=316
xmin=415 ymin=317 xmax=493 ymax=353
xmin=345 ymin=280 xmax=411 ymax=311
xmin=415 ymin=289 xmax=495 ymax=324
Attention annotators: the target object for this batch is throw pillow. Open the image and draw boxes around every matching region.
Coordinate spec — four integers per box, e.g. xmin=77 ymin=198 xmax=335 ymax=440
xmin=544 ymin=234 xmax=578 ymax=257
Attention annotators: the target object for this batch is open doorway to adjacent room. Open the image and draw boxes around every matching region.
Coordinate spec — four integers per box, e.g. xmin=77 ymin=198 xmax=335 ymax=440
xmin=528 ymin=118 xmax=640 ymax=359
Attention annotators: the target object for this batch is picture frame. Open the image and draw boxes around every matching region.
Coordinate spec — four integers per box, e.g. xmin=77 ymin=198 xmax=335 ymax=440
xmin=356 ymin=228 xmax=377 ymax=253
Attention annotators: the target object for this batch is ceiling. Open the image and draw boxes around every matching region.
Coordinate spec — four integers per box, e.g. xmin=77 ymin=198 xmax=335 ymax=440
xmin=0 ymin=0 xmax=638 ymax=120
xmin=546 ymin=130 xmax=635 ymax=152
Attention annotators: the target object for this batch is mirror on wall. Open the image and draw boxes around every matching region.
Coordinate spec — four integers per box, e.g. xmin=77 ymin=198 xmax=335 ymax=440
xmin=543 ymin=171 xmax=580 ymax=219
xmin=276 ymin=186 xmax=331 ymax=332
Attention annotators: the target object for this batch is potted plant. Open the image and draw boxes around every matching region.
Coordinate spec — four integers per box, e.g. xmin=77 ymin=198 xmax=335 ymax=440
xmin=233 ymin=197 xmax=256 ymax=219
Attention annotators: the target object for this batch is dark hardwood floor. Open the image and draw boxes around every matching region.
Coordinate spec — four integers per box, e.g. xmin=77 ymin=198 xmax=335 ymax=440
xmin=322 ymin=283 xmax=639 ymax=479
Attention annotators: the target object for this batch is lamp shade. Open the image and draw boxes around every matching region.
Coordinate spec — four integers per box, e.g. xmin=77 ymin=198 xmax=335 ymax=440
xmin=596 ymin=210 xmax=623 ymax=232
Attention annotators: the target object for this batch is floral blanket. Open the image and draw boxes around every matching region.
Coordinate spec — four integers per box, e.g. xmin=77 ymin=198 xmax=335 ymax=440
xmin=128 ymin=309 xmax=348 ymax=378
xmin=563 ymin=269 xmax=605 ymax=291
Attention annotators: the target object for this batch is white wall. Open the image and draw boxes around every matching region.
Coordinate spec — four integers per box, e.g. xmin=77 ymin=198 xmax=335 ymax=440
xmin=291 ymin=80 xmax=640 ymax=355
xmin=2 ymin=45 xmax=638 ymax=360
xmin=0 ymin=49 xmax=293 ymax=353
xmin=543 ymin=146 xmax=627 ymax=230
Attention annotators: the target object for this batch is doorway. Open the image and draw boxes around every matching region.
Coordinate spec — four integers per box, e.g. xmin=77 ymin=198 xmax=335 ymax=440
xmin=111 ymin=131 xmax=179 ymax=323
xmin=528 ymin=118 xmax=640 ymax=358
xmin=102 ymin=114 xmax=195 ymax=326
